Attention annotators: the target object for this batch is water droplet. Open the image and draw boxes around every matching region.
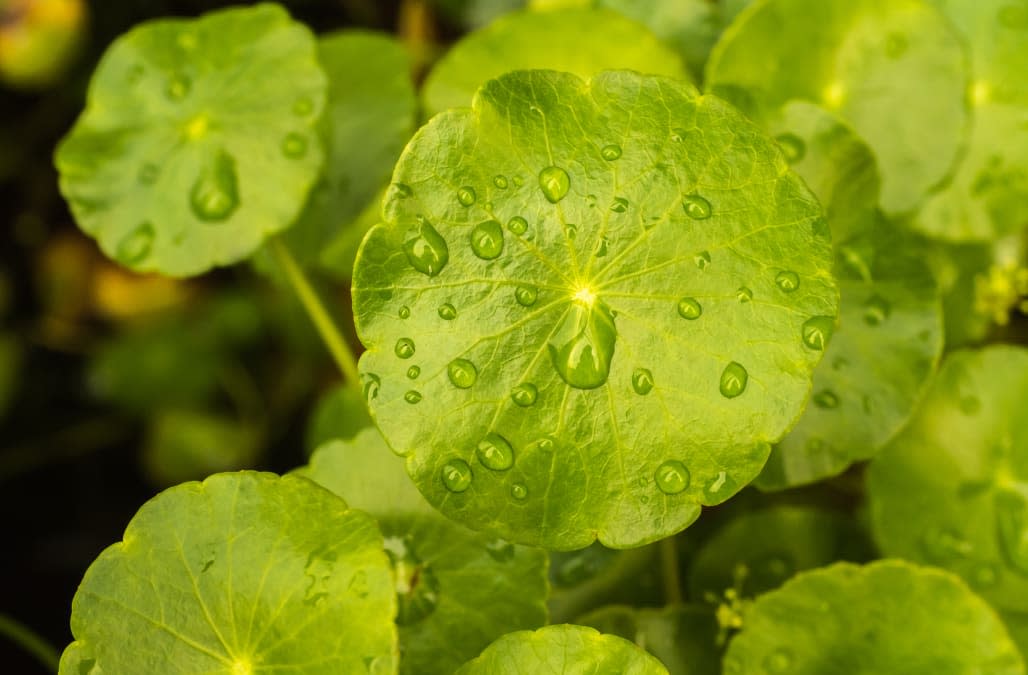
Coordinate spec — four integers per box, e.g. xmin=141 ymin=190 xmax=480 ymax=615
xmin=539 ymin=166 xmax=570 ymax=203
xmin=548 ymin=296 xmax=617 ymax=389
xmin=736 ymin=286 xmax=753 ymax=303
xmin=775 ymin=133 xmax=806 ymax=163
xmin=813 ymin=390 xmax=839 ymax=409
xmin=885 ymin=32 xmax=908 ymax=58
xmin=683 ymin=194 xmax=712 ymax=220
xmin=447 ymin=358 xmax=478 ymax=388
xmin=138 ymin=163 xmax=159 ymax=185
xmin=477 ymin=433 xmax=514 ymax=471
xmin=920 ymin=527 xmax=973 ymax=562
xmin=293 ymin=96 xmax=313 ymax=116
xmin=362 ymin=373 xmax=380 ymax=402
xmin=959 ymin=395 xmax=981 ymax=415
xmin=457 ymin=186 xmax=476 ymax=206
xmin=511 ymin=383 xmax=538 ymax=407
xmin=601 ymin=144 xmax=622 ymax=161
xmin=189 ymin=150 xmax=240 ymax=222
xmin=564 ymin=223 xmax=578 ymax=240
xmin=511 ymin=483 xmax=528 ymax=500
xmin=470 ymin=220 xmax=504 ymax=260
xmin=116 ymin=223 xmax=155 ymax=265
xmin=996 ymin=489 xmax=1028 ymax=575
xmin=654 ymin=460 xmax=689 ymax=494
xmin=404 ymin=390 xmax=422 ymax=404
xmin=677 ymin=297 xmax=702 ymax=320
xmin=438 ymin=303 xmax=457 ymax=320
xmin=493 ymin=175 xmax=509 ymax=189
xmin=398 ymin=305 xmax=411 ymax=319
xmin=406 ymin=365 xmax=420 ymax=380
xmin=801 ymin=316 xmax=835 ymax=351
xmin=404 ymin=218 xmax=449 ymax=276
xmin=281 ymin=132 xmax=308 ymax=159
xmin=764 ymin=648 xmax=794 ymax=673
xmin=594 ymin=237 xmax=609 ymax=258
xmin=703 ymin=470 xmax=738 ymax=501
xmin=166 ymin=73 xmax=190 ymax=100
xmin=507 ymin=216 xmax=528 ymax=235
xmin=515 ymin=285 xmax=538 ymax=307
xmin=775 ymin=270 xmax=800 ymax=293
xmin=395 ymin=338 xmax=416 ymax=359
xmin=719 ymin=362 xmax=748 ymax=398
xmin=631 ymin=368 xmax=654 ymax=395
xmin=694 ymin=251 xmax=711 ymax=270
xmin=610 ymin=197 xmax=629 ymax=213
xmin=670 ymin=128 xmax=686 ymax=142
xmin=392 ymin=182 xmax=413 ymax=198
xmin=863 ymin=295 xmax=891 ymax=325
xmin=441 ymin=459 xmax=472 ymax=492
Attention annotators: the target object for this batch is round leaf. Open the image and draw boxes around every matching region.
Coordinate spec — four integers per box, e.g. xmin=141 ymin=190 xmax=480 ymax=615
xmin=301 ymin=429 xmax=549 ymax=675
xmin=454 ymin=624 xmax=670 ymax=674
xmin=705 ymin=0 xmax=968 ymax=215
xmin=549 ymin=543 xmax=663 ymax=623
xmin=353 ymin=70 xmax=838 ymax=549
xmin=59 ymin=472 xmax=397 ymax=674
xmin=723 ymin=560 xmax=1026 ymax=675
xmin=869 ymin=346 xmax=1028 ymax=614
xmin=54 ymin=4 xmax=326 ymax=276
xmin=305 ymin=382 xmax=374 ymax=452
xmin=422 ymin=8 xmax=689 ymax=117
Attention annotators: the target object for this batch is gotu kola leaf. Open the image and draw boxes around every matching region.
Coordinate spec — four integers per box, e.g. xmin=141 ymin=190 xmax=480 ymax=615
xmin=722 ymin=560 xmax=1026 ymax=675
xmin=54 ymin=4 xmax=326 ymax=277
xmin=352 ymin=69 xmax=839 ymax=550
xmin=58 ymin=472 xmax=397 ymax=675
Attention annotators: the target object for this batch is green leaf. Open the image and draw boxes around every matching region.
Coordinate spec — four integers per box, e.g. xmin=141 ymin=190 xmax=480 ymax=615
xmin=705 ymin=0 xmax=968 ymax=215
xmin=58 ymin=472 xmax=398 ymax=675
xmin=278 ymin=31 xmax=417 ymax=278
xmin=911 ymin=0 xmax=1028 ymax=241
xmin=143 ymin=409 xmax=263 ymax=486
xmin=54 ymin=4 xmax=326 ymax=277
xmin=1005 ymin=611 xmax=1028 ymax=661
xmin=869 ymin=346 xmax=1028 ymax=614
xmin=577 ymin=604 xmax=721 ymax=675
xmin=305 ymin=383 xmax=374 ymax=452
xmin=549 ymin=543 xmax=663 ymax=623
xmin=723 ymin=560 xmax=1026 ymax=675
xmin=352 ymin=70 xmax=838 ymax=549
xmin=687 ymin=505 xmax=873 ymax=600
xmin=454 ymin=624 xmax=670 ymax=674
xmin=421 ymin=8 xmax=689 ymax=117
xmin=300 ymin=429 xmax=549 ymax=675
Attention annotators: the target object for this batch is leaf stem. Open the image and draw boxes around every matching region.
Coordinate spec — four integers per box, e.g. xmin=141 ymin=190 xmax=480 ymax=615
xmin=660 ymin=537 xmax=683 ymax=605
xmin=0 ymin=613 xmax=60 ymax=673
xmin=269 ymin=237 xmax=361 ymax=386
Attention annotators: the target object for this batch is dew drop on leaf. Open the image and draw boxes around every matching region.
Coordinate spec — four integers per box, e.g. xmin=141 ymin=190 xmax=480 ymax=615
xmin=775 ymin=133 xmax=806 ymax=163
xmin=511 ymin=483 xmax=529 ymax=501
xmin=281 ymin=132 xmax=308 ymax=159
xmin=511 ymin=383 xmax=538 ymax=407
xmin=564 ymin=223 xmax=578 ymax=240
xmin=441 ymin=459 xmax=472 ymax=492
xmin=600 ymin=144 xmax=622 ymax=161
xmin=406 ymin=365 xmax=420 ymax=380
xmin=477 ymin=433 xmax=515 ymax=471
xmin=676 ymin=297 xmax=702 ymax=320
xmin=404 ymin=390 xmax=422 ymax=404
xmin=394 ymin=338 xmax=416 ymax=359
xmin=863 ymin=295 xmax=891 ymax=325
xmin=398 ymin=305 xmax=410 ymax=319
xmin=470 ymin=220 xmax=504 ymax=260
xmin=654 ymin=460 xmax=689 ymax=494
xmin=515 ymin=285 xmax=538 ymax=307
xmin=594 ymin=236 xmax=609 ymax=258
xmin=719 ymin=361 xmax=748 ymax=398
xmin=683 ymin=194 xmax=712 ymax=220
xmin=538 ymin=165 xmax=570 ymax=203
xmin=694 ymin=250 xmax=711 ymax=270
xmin=437 ymin=302 xmax=457 ymax=320
xmin=447 ymin=358 xmax=478 ymax=388
xmin=403 ymin=217 xmax=449 ymax=277
xmin=189 ymin=150 xmax=240 ymax=222
xmin=813 ymin=389 xmax=840 ymax=409
xmin=485 ymin=538 xmax=516 ymax=561
xmin=801 ymin=316 xmax=836 ymax=351
xmin=737 ymin=286 xmax=753 ymax=303
xmin=457 ymin=186 xmax=476 ymax=206
xmin=610 ymin=197 xmax=629 ymax=213
xmin=362 ymin=373 xmax=381 ymax=402
xmin=548 ymin=297 xmax=617 ymax=389
xmin=775 ymin=270 xmax=800 ymax=293
xmin=391 ymin=182 xmax=413 ymax=198
xmin=631 ymin=368 xmax=654 ymax=395
xmin=493 ymin=175 xmax=509 ymax=189
xmin=116 ymin=222 xmax=155 ymax=265
xmin=507 ymin=216 xmax=528 ymax=235
xmin=670 ymin=128 xmax=686 ymax=142
xmin=703 ymin=470 xmax=738 ymax=501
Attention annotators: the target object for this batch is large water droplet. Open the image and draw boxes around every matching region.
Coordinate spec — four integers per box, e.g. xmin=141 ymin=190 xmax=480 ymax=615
xmin=441 ymin=459 xmax=472 ymax=492
xmin=775 ymin=270 xmax=800 ymax=293
xmin=493 ymin=175 xmax=509 ymax=189
xmin=801 ymin=316 xmax=835 ymax=351
xmin=470 ymin=220 xmax=504 ymax=260
xmin=395 ymin=338 xmax=415 ymax=359
xmin=438 ymin=303 xmax=457 ymax=320
xmin=447 ymin=358 xmax=478 ymax=388
xmin=631 ymin=368 xmax=654 ymax=395
xmin=736 ymin=286 xmax=753 ymax=303
xmin=406 ymin=365 xmax=420 ymax=380
xmin=477 ymin=433 xmax=514 ymax=471
xmin=116 ymin=222 xmax=155 ymax=265
xmin=404 ymin=390 xmax=422 ymax=404
xmin=456 ymin=186 xmax=476 ymax=206
xmin=610 ymin=197 xmax=629 ymax=213
xmin=507 ymin=216 xmax=528 ymax=236
xmin=683 ymin=194 xmax=712 ymax=220
xmin=775 ymin=133 xmax=805 ymax=163
xmin=601 ymin=144 xmax=622 ymax=161
xmin=813 ymin=390 xmax=839 ymax=409
xmin=548 ymin=296 xmax=617 ymax=389
xmin=764 ymin=648 xmax=794 ymax=673
xmin=677 ymin=297 xmax=702 ymax=320
xmin=511 ymin=383 xmax=538 ymax=407
xmin=404 ymin=218 xmax=449 ymax=277
xmin=362 ymin=373 xmax=380 ymax=402
xmin=694 ymin=250 xmax=711 ymax=270
xmin=539 ymin=166 xmax=570 ymax=203
xmin=511 ymin=483 xmax=528 ymax=500
xmin=719 ymin=362 xmax=748 ymax=398
xmin=863 ymin=295 xmax=891 ymax=325
xmin=515 ymin=285 xmax=538 ymax=307
xmin=281 ymin=132 xmax=308 ymax=159
xmin=654 ymin=460 xmax=689 ymax=494
xmin=189 ymin=150 xmax=239 ymax=222
xmin=996 ymin=489 xmax=1028 ymax=575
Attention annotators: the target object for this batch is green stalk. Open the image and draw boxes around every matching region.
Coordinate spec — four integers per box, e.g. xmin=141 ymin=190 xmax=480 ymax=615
xmin=0 ymin=613 xmax=60 ymax=673
xmin=660 ymin=537 xmax=683 ymax=605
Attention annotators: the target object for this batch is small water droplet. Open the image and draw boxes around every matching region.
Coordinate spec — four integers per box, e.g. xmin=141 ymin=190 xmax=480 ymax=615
xmin=764 ymin=648 xmax=794 ymax=673
xmin=885 ymin=32 xmax=908 ymax=58
xmin=293 ymin=96 xmax=313 ymax=116
xmin=677 ymin=297 xmax=702 ymax=320
xmin=601 ymin=144 xmax=622 ymax=161
xmin=404 ymin=390 xmax=422 ymax=404
xmin=362 ymin=373 xmax=380 ymax=402
xmin=694 ymin=251 xmax=711 ymax=270
xmin=775 ymin=270 xmax=800 ymax=293
xmin=775 ymin=133 xmax=806 ymax=163
xmin=507 ymin=216 xmax=528 ymax=235
xmin=138 ymin=163 xmax=159 ymax=185
xmin=446 ymin=358 xmax=478 ymax=388
xmin=719 ymin=361 xmax=748 ymax=398
xmin=395 ymin=338 xmax=416 ymax=359
xmin=703 ymin=470 xmax=737 ymax=501
xmin=398 ymin=305 xmax=411 ymax=319
xmin=610 ymin=197 xmax=629 ymax=213
xmin=392 ymin=182 xmax=413 ymax=198
xmin=683 ymin=194 xmax=712 ymax=220
xmin=515 ymin=285 xmax=538 ymax=307
xmin=670 ymin=128 xmax=686 ymax=142
xmin=189 ymin=150 xmax=240 ymax=222
xmin=441 ymin=459 xmax=472 ymax=492
xmin=539 ymin=166 xmax=570 ymax=203
xmin=863 ymin=295 xmax=891 ymax=325
xmin=493 ymin=175 xmax=509 ymax=189
xmin=655 ymin=460 xmax=689 ymax=494
xmin=548 ymin=296 xmax=617 ymax=389
xmin=477 ymin=433 xmax=515 ymax=471
xmin=470 ymin=220 xmax=504 ymax=260
xmin=813 ymin=390 xmax=839 ymax=409
xmin=594 ymin=236 xmax=609 ymax=258
xmin=404 ymin=218 xmax=449 ymax=277
xmin=457 ymin=186 xmax=476 ymax=206
xmin=166 ymin=73 xmax=191 ymax=100
xmin=801 ymin=316 xmax=835 ymax=351
xmin=959 ymin=394 xmax=981 ymax=415
xmin=438 ymin=303 xmax=457 ymax=320
xmin=116 ymin=223 xmax=155 ymax=265
xmin=630 ymin=368 xmax=654 ymax=395
xmin=736 ymin=286 xmax=753 ymax=303
xmin=282 ymin=132 xmax=308 ymax=159
xmin=511 ymin=483 xmax=528 ymax=500
xmin=406 ymin=365 xmax=420 ymax=380
xmin=511 ymin=383 xmax=538 ymax=407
